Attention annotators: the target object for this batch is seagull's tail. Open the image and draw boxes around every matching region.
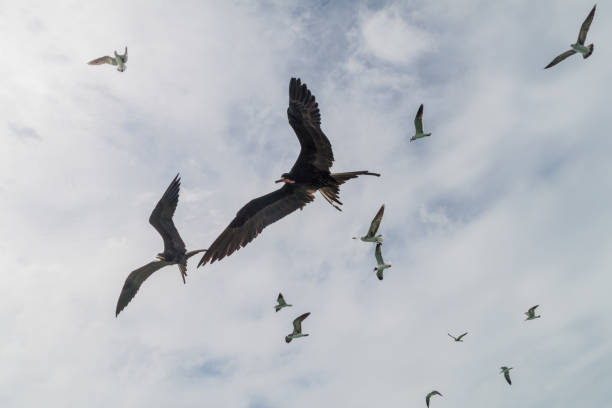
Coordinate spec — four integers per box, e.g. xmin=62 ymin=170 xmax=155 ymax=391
xmin=584 ymin=44 xmax=594 ymax=59
xmin=321 ymin=171 xmax=381 ymax=211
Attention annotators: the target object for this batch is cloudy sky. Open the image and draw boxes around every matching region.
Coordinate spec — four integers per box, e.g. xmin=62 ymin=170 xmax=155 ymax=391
xmin=1 ymin=0 xmax=611 ymax=406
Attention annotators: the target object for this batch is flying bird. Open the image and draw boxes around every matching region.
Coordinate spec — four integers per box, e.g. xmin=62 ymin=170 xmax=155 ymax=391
xmin=115 ymin=174 xmax=206 ymax=316
xmin=425 ymin=391 xmax=442 ymax=407
xmin=353 ymin=204 xmax=385 ymax=244
xmin=545 ymin=5 xmax=596 ymax=69
xmin=198 ymin=78 xmax=380 ymax=268
xmin=373 ymin=243 xmax=391 ymax=280
xmin=410 ymin=104 xmax=432 ymax=142
xmin=524 ymin=305 xmax=541 ymax=321
xmin=286 ymin=312 xmax=310 ymax=343
xmin=500 ymin=366 xmax=513 ymax=385
xmin=448 ymin=332 xmax=468 ymax=342
xmin=274 ymin=293 xmax=292 ymax=312
xmin=88 ymin=46 xmax=128 ymax=72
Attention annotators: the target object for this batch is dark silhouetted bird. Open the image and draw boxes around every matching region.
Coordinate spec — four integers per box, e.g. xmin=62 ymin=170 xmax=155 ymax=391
xmin=198 ymin=78 xmax=380 ymax=267
xmin=448 ymin=332 xmax=468 ymax=342
xmin=115 ymin=174 xmax=205 ymax=316
xmin=286 ymin=312 xmax=311 ymax=343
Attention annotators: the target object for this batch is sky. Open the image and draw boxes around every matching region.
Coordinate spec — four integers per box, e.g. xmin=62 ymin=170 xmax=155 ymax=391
xmin=0 ymin=0 xmax=611 ymax=406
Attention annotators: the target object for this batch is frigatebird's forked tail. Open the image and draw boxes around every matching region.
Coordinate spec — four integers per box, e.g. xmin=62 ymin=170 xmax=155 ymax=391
xmin=320 ymin=171 xmax=380 ymax=211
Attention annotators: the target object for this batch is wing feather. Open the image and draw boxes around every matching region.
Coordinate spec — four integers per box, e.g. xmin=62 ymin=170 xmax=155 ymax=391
xmin=414 ymin=104 xmax=424 ymax=134
xmin=287 ymin=78 xmax=334 ymax=172
xmin=545 ymin=50 xmax=577 ymax=69
xmin=149 ymin=174 xmax=186 ymax=255
xmin=366 ymin=204 xmax=385 ymax=237
xmin=577 ymin=5 xmax=596 ymax=45
xmin=198 ymin=184 xmax=315 ymax=266
xmin=293 ymin=312 xmax=310 ymax=334
xmin=115 ymin=260 xmax=171 ymax=316
xmin=88 ymin=56 xmax=117 ymax=66
xmin=375 ymin=243 xmax=384 ymax=265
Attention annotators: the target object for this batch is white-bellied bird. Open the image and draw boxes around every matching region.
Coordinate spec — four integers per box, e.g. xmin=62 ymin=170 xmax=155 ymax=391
xmin=198 ymin=78 xmax=380 ymax=268
xmin=353 ymin=204 xmax=385 ymax=244
xmin=524 ymin=305 xmax=541 ymax=321
xmin=88 ymin=47 xmax=128 ymax=72
xmin=426 ymin=391 xmax=442 ymax=407
xmin=374 ymin=243 xmax=391 ymax=280
xmin=545 ymin=5 xmax=596 ymax=69
xmin=448 ymin=332 xmax=468 ymax=342
xmin=275 ymin=293 xmax=292 ymax=312
xmin=115 ymin=175 xmax=206 ymax=316
xmin=286 ymin=312 xmax=310 ymax=343
xmin=500 ymin=366 xmax=513 ymax=385
xmin=410 ymin=104 xmax=432 ymax=142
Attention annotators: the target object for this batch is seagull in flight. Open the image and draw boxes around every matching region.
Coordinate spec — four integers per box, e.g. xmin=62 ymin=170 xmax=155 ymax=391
xmin=353 ymin=204 xmax=385 ymax=244
xmin=500 ymin=366 xmax=513 ymax=385
xmin=373 ymin=243 xmax=391 ymax=280
xmin=410 ymin=104 xmax=432 ymax=142
xmin=115 ymin=175 xmax=206 ymax=316
xmin=88 ymin=46 xmax=128 ymax=72
xmin=448 ymin=332 xmax=468 ymax=342
xmin=425 ymin=391 xmax=442 ymax=407
xmin=286 ymin=312 xmax=310 ymax=343
xmin=545 ymin=5 xmax=596 ymax=69
xmin=274 ymin=293 xmax=292 ymax=312
xmin=524 ymin=305 xmax=541 ymax=321
xmin=198 ymin=78 xmax=380 ymax=268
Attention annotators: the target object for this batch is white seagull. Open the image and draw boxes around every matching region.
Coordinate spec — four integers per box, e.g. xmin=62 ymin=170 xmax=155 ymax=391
xmin=274 ymin=293 xmax=292 ymax=312
xmin=373 ymin=243 xmax=391 ymax=281
xmin=286 ymin=312 xmax=310 ymax=343
xmin=353 ymin=204 xmax=385 ymax=244
xmin=88 ymin=47 xmax=128 ymax=72
xmin=426 ymin=391 xmax=442 ymax=407
xmin=410 ymin=104 xmax=432 ymax=142
xmin=545 ymin=5 xmax=596 ymax=69
xmin=500 ymin=366 xmax=513 ymax=385
xmin=524 ymin=305 xmax=541 ymax=321
xmin=448 ymin=332 xmax=468 ymax=342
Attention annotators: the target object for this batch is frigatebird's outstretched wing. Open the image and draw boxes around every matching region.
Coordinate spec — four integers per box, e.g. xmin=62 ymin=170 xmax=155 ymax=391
xmin=149 ymin=174 xmax=186 ymax=255
xmin=287 ymin=77 xmax=334 ymax=173
xmin=577 ymin=5 xmax=596 ymax=45
xmin=198 ymin=184 xmax=315 ymax=266
xmin=115 ymin=260 xmax=171 ymax=316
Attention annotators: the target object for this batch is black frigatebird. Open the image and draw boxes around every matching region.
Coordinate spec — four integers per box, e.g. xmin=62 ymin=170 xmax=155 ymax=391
xmin=198 ymin=77 xmax=380 ymax=267
xmin=115 ymin=174 xmax=206 ymax=316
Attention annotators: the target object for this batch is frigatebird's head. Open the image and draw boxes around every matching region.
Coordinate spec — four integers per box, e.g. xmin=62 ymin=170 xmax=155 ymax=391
xmin=275 ymin=173 xmax=295 ymax=184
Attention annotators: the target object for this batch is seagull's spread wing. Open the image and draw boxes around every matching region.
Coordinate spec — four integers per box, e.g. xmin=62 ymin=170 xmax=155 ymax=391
xmin=123 ymin=47 xmax=128 ymax=62
xmin=88 ymin=56 xmax=117 ymax=66
xmin=577 ymin=5 xmax=596 ymax=45
xmin=375 ymin=243 xmax=384 ymax=265
xmin=277 ymin=293 xmax=286 ymax=306
xmin=414 ymin=104 xmax=424 ymax=134
xmin=149 ymin=174 xmax=186 ymax=255
xmin=366 ymin=204 xmax=385 ymax=238
xmin=426 ymin=391 xmax=441 ymax=407
xmin=287 ymin=77 xmax=334 ymax=173
xmin=504 ymin=370 xmax=512 ymax=385
xmin=545 ymin=50 xmax=577 ymax=69
xmin=447 ymin=333 xmax=456 ymax=340
xmin=115 ymin=260 xmax=172 ymax=316
xmin=457 ymin=332 xmax=468 ymax=341
xmin=528 ymin=305 xmax=539 ymax=314
xmin=293 ymin=312 xmax=310 ymax=334
xmin=198 ymin=184 xmax=315 ymax=267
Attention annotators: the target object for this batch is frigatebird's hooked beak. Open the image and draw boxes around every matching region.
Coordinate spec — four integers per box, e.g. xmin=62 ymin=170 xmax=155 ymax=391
xmin=275 ymin=178 xmax=295 ymax=184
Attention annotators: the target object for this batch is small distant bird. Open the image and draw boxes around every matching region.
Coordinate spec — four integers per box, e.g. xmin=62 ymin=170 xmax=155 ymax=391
xmin=410 ymin=104 xmax=432 ymax=142
xmin=286 ymin=312 xmax=310 ymax=343
xmin=524 ymin=305 xmax=541 ymax=321
xmin=353 ymin=204 xmax=385 ymax=244
xmin=545 ymin=5 xmax=596 ymax=69
xmin=373 ymin=243 xmax=391 ymax=280
xmin=88 ymin=46 xmax=128 ymax=72
xmin=500 ymin=366 xmax=513 ymax=385
xmin=115 ymin=174 xmax=206 ymax=316
xmin=198 ymin=78 xmax=380 ymax=268
xmin=448 ymin=332 xmax=468 ymax=342
xmin=274 ymin=293 xmax=292 ymax=312
xmin=425 ymin=391 xmax=442 ymax=407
